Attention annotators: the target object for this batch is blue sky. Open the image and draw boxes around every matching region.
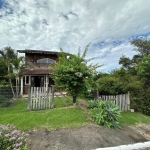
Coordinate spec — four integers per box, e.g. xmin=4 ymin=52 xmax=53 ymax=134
xmin=0 ymin=0 xmax=150 ymax=72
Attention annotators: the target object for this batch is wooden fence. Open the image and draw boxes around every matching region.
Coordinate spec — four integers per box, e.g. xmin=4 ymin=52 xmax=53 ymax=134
xmin=28 ymin=86 xmax=54 ymax=110
xmin=99 ymin=92 xmax=130 ymax=111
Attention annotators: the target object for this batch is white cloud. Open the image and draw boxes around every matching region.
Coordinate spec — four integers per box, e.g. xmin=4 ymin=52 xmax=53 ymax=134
xmin=0 ymin=0 xmax=150 ymax=72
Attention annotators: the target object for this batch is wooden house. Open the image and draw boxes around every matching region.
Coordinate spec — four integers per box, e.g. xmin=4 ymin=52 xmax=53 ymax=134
xmin=17 ymin=50 xmax=68 ymax=95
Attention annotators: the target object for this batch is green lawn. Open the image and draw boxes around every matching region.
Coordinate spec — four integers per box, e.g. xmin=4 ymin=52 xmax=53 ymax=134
xmin=1 ymin=99 xmax=150 ymax=131
xmin=54 ymin=96 xmax=73 ymax=108
xmin=121 ymin=111 xmax=150 ymax=125
xmin=0 ymin=99 xmax=89 ymax=131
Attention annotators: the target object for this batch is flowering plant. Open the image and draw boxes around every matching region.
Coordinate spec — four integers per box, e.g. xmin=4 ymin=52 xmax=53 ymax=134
xmin=0 ymin=124 xmax=28 ymax=150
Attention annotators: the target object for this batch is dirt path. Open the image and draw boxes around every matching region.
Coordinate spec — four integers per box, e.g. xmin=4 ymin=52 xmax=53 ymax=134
xmin=27 ymin=99 xmax=150 ymax=150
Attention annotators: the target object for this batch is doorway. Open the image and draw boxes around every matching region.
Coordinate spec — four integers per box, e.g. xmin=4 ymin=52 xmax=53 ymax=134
xmin=31 ymin=76 xmax=44 ymax=87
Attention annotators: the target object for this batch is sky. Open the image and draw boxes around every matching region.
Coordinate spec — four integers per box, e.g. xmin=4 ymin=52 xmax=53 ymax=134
xmin=0 ymin=0 xmax=150 ymax=72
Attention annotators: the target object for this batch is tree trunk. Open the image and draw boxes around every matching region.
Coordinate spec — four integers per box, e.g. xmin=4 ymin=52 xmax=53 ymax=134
xmin=16 ymin=76 xmax=19 ymax=98
xmin=73 ymin=96 xmax=77 ymax=104
xmin=8 ymin=66 xmax=15 ymax=98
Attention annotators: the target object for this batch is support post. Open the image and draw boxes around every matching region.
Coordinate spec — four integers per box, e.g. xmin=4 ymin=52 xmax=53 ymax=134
xmin=46 ymin=75 xmax=49 ymax=92
xmin=28 ymin=85 xmax=31 ymax=110
xmin=51 ymin=85 xmax=54 ymax=108
xmin=20 ymin=76 xmax=23 ymax=96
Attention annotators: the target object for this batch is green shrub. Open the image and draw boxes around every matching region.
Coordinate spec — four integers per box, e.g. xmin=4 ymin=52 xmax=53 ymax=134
xmin=141 ymin=102 xmax=150 ymax=116
xmin=0 ymin=124 xmax=28 ymax=150
xmin=87 ymin=99 xmax=99 ymax=109
xmin=88 ymin=100 xmax=121 ymax=129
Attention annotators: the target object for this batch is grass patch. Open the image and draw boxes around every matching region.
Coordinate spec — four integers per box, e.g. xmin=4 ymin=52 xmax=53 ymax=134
xmin=0 ymin=99 xmax=89 ymax=131
xmin=121 ymin=112 xmax=150 ymax=125
xmin=54 ymin=96 xmax=73 ymax=108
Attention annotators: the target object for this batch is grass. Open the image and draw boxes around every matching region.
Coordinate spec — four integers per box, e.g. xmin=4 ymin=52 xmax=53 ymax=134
xmin=120 ymin=111 xmax=150 ymax=125
xmin=1 ymin=98 xmax=150 ymax=131
xmin=0 ymin=98 xmax=89 ymax=131
xmin=54 ymin=96 xmax=73 ymax=108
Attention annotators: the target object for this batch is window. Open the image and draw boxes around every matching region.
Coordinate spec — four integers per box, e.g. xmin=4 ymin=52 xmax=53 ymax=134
xmin=37 ymin=58 xmax=56 ymax=64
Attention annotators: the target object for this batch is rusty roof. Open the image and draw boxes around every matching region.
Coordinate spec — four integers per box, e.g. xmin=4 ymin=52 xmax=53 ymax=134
xmin=19 ymin=68 xmax=52 ymax=75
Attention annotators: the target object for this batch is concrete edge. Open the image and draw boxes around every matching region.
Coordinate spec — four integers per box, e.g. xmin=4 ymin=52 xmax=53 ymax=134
xmin=95 ymin=141 xmax=150 ymax=150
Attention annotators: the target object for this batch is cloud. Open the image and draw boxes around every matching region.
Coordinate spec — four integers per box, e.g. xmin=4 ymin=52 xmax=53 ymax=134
xmin=0 ymin=0 xmax=150 ymax=72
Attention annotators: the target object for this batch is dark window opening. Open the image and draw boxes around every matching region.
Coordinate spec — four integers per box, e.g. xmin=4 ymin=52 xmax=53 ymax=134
xmin=25 ymin=76 xmax=30 ymax=85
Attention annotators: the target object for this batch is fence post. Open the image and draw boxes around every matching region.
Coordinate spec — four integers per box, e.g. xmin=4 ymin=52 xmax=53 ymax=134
xmin=28 ymin=85 xmax=31 ymax=110
xmin=51 ymin=85 xmax=54 ymax=108
xmin=127 ymin=91 xmax=130 ymax=111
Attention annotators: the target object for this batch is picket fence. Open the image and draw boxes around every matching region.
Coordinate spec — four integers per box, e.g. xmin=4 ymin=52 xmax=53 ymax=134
xmin=99 ymin=92 xmax=130 ymax=111
xmin=28 ymin=86 xmax=54 ymax=110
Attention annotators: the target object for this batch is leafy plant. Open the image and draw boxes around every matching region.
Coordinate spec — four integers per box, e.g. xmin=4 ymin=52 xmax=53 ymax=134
xmin=0 ymin=124 xmax=28 ymax=150
xmin=88 ymin=100 xmax=121 ymax=129
xmin=87 ymin=99 xmax=98 ymax=109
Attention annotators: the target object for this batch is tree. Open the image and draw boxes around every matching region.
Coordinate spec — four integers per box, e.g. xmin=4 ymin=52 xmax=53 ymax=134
xmin=0 ymin=47 xmax=16 ymax=97
xmin=119 ymin=55 xmax=132 ymax=69
xmin=0 ymin=57 xmax=8 ymax=82
xmin=50 ymin=44 xmax=100 ymax=104
xmin=136 ymin=54 xmax=150 ymax=84
xmin=131 ymin=38 xmax=150 ymax=55
xmin=12 ymin=54 xmax=25 ymax=97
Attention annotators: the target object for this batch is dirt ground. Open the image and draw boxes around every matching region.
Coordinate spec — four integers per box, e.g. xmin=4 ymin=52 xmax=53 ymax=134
xmin=27 ymin=100 xmax=150 ymax=150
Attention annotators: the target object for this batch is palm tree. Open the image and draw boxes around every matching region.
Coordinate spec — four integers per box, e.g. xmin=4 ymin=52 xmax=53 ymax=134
xmin=0 ymin=47 xmax=16 ymax=98
xmin=12 ymin=55 xmax=26 ymax=97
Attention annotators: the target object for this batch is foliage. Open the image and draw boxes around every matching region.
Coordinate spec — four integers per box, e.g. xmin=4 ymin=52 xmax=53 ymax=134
xmin=0 ymin=124 xmax=28 ymax=150
xmin=87 ymin=99 xmax=98 ymax=109
xmin=137 ymin=54 xmax=150 ymax=80
xmin=88 ymin=100 xmax=121 ymax=129
xmin=0 ymin=47 xmax=25 ymax=98
xmin=50 ymin=44 xmax=101 ymax=103
xmin=0 ymin=80 xmax=10 ymax=86
xmin=119 ymin=55 xmax=132 ymax=69
xmin=0 ymin=47 xmax=17 ymax=97
xmin=97 ymin=76 xmax=122 ymax=95
xmin=0 ymin=57 xmax=7 ymax=80
xmin=131 ymin=38 xmax=150 ymax=55
xmin=95 ymin=38 xmax=150 ymax=116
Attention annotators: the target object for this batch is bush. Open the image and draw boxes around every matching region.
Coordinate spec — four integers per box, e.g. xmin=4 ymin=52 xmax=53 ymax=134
xmin=0 ymin=124 xmax=28 ymax=150
xmin=87 ymin=99 xmax=99 ymax=109
xmin=88 ymin=100 xmax=121 ymax=129
xmin=141 ymin=102 xmax=150 ymax=116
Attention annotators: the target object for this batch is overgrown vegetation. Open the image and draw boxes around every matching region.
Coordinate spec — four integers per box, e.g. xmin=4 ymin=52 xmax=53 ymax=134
xmin=88 ymin=100 xmax=121 ymax=129
xmin=95 ymin=38 xmax=150 ymax=116
xmin=0 ymin=47 xmax=25 ymax=98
